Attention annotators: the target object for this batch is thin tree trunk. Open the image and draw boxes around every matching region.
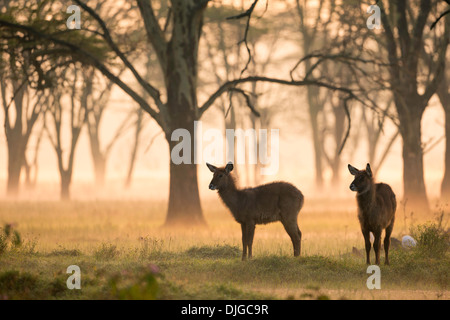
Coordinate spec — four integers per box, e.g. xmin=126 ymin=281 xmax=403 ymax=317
xmin=124 ymin=108 xmax=143 ymax=188
xmin=3 ymin=77 xmax=27 ymax=197
xmin=330 ymin=99 xmax=346 ymax=187
xmin=307 ymin=87 xmax=324 ymax=189
xmin=6 ymin=148 xmax=23 ymax=196
xmin=93 ymin=156 xmax=106 ymax=187
xmin=442 ymin=110 xmax=450 ymax=200
xmin=397 ymin=101 xmax=429 ymax=212
xmin=225 ymin=105 xmax=239 ymax=185
xmin=438 ymin=76 xmax=450 ymax=200
xmin=87 ymin=122 xmax=106 ymax=187
xmin=60 ymin=171 xmax=71 ymax=201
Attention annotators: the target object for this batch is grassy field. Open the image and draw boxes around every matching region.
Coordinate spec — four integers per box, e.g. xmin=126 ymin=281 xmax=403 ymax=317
xmin=0 ymin=199 xmax=448 ymax=300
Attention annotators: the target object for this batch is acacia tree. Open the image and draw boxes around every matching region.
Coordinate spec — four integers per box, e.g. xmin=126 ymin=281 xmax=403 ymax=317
xmin=0 ymin=0 xmax=42 ymax=196
xmin=0 ymin=53 xmax=44 ymax=197
xmin=22 ymin=120 xmax=45 ymax=190
xmin=202 ymin=3 xmax=289 ymax=186
xmin=295 ymin=0 xmax=336 ymax=189
xmin=361 ymin=96 xmax=399 ymax=177
xmin=300 ymin=0 xmax=449 ymax=209
xmin=84 ymin=68 xmax=136 ymax=187
xmin=44 ymin=66 xmax=88 ymax=200
xmin=0 ymin=0 xmax=363 ymax=225
xmin=202 ymin=4 xmax=245 ymax=184
xmin=0 ymin=0 xmax=106 ymax=197
xmin=377 ymin=0 xmax=449 ymax=211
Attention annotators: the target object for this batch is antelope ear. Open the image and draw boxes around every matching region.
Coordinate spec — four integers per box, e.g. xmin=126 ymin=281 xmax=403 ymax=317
xmin=348 ymin=164 xmax=359 ymax=176
xmin=225 ymin=162 xmax=234 ymax=174
xmin=366 ymin=163 xmax=373 ymax=178
xmin=206 ymin=163 xmax=217 ymax=173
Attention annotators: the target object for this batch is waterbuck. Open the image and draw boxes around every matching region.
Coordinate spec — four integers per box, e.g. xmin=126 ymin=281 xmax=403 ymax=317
xmin=207 ymin=162 xmax=304 ymax=260
xmin=348 ymin=163 xmax=396 ymax=265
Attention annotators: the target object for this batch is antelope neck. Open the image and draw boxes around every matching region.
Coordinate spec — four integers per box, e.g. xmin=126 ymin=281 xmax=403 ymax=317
xmin=218 ymin=177 xmax=240 ymax=212
xmin=357 ymin=183 xmax=375 ymax=206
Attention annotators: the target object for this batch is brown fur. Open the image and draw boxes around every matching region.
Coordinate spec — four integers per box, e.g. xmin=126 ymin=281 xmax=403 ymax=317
xmin=207 ymin=162 xmax=304 ymax=260
xmin=348 ymin=163 xmax=396 ymax=265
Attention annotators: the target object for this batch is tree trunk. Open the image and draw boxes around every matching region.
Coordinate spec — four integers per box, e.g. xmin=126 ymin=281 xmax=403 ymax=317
xmin=442 ymin=109 xmax=450 ymax=201
xmin=310 ymin=109 xmax=324 ymax=189
xmin=330 ymin=99 xmax=346 ymax=188
xmin=6 ymin=147 xmax=23 ymax=197
xmin=438 ymin=77 xmax=450 ymax=201
xmin=3 ymin=78 xmax=27 ymax=197
xmin=162 ymin=0 xmax=207 ymax=226
xmin=60 ymin=171 xmax=71 ymax=201
xmin=91 ymin=153 xmax=106 ymax=187
xmin=87 ymin=109 xmax=106 ymax=187
xmin=125 ymin=108 xmax=143 ymax=188
xmin=225 ymin=105 xmax=239 ymax=185
xmin=307 ymin=86 xmax=324 ymax=190
xmin=397 ymin=101 xmax=429 ymax=212
xmin=166 ymin=160 xmax=204 ymax=226
xmin=165 ymin=126 xmax=205 ymax=226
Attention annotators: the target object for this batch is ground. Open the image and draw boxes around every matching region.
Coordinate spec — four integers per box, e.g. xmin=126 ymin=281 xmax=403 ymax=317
xmin=0 ymin=199 xmax=448 ymax=300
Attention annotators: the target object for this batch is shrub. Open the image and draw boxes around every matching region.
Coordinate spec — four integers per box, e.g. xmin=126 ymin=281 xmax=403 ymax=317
xmin=0 ymin=270 xmax=39 ymax=299
xmin=94 ymin=243 xmax=119 ymax=260
xmin=138 ymin=237 xmax=164 ymax=258
xmin=411 ymin=222 xmax=449 ymax=258
xmin=108 ymin=266 xmax=160 ymax=300
xmin=0 ymin=224 xmax=22 ymax=255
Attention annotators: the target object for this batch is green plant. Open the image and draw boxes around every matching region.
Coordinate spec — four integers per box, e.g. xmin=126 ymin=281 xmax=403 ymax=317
xmin=108 ymin=267 xmax=160 ymax=300
xmin=94 ymin=243 xmax=119 ymax=260
xmin=185 ymin=244 xmax=241 ymax=259
xmin=0 ymin=224 xmax=22 ymax=255
xmin=138 ymin=237 xmax=164 ymax=258
xmin=0 ymin=270 xmax=39 ymax=299
xmin=411 ymin=222 xmax=449 ymax=258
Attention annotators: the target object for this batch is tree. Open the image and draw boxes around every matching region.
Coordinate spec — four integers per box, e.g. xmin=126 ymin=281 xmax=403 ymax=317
xmin=378 ymin=0 xmax=449 ymax=211
xmin=0 ymin=53 xmax=43 ymax=197
xmin=44 ymin=66 xmax=87 ymax=200
xmin=0 ymin=0 xmax=109 ymax=197
xmin=295 ymin=0 xmax=336 ymax=189
xmin=84 ymin=68 xmax=135 ymax=187
xmin=0 ymin=0 xmax=364 ymax=225
xmin=361 ymin=97 xmax=399 ymax=177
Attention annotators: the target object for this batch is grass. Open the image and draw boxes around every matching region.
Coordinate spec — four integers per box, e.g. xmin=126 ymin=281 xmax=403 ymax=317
xmin=0 ymin=199 xmax=448 ymax=300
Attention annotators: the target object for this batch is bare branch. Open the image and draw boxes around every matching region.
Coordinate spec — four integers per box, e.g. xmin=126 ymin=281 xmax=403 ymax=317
xmin=199 ymin=76 xmax=361 ymax=118
xmin=226 ymin=88 xmax=260 ymax=117
xmin=72 ymin=0 xmax=164 ymax=111
xmin=431 ymin=8 xmax=450 ymax=30
xmin=136 ymin=0 xmax=168 ymax=76
xmin=338 ymin=96 xmax=351 ymax=155
xmin=0 ymin=19 xmax=165 ymax=129
xmin=227 ymin=0 xmax=260 ymax=77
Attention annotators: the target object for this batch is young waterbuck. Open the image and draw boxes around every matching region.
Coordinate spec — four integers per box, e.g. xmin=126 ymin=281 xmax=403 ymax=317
xmin=207 ymin=162 xmax=304 ymax=260
xmin=348 ymin=163 xmax=396 ymax=265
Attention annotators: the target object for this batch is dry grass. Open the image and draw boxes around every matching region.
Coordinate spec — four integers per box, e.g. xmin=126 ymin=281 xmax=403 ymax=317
xmin=0 ymin=198 xmax=435 ymax=255
xmin=0 ymin=199 xmax=448 ymax=300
